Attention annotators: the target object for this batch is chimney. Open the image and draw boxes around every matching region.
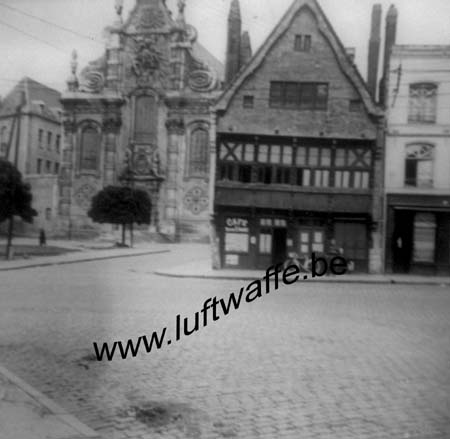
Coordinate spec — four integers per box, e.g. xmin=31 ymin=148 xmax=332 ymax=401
xmin=380 ymin=4 xmax=398 ymax=106
xmin=345 ymin=47 xmax=356 ymax=63
xmin=225 ymin=0 xmax=242 ymax=85
xmin=239 ymin=31 xmax=252 ymax=67
xmin=367 ymin=4 xmax=382 ymax=100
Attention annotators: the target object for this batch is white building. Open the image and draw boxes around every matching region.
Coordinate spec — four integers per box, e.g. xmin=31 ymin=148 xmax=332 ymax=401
xmin=385 ymin=45 xmax=450 ymax=275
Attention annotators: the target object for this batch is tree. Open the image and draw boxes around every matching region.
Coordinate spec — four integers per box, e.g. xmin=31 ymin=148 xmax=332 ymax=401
xmin=88 ymin=186 xmax=152 ymax=246
xmin=0 ymin=159 xmax=37 ymax=259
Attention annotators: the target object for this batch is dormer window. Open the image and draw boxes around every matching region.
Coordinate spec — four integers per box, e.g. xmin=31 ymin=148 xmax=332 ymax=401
xmin=294 ymin=34 xmax=311 ymax=52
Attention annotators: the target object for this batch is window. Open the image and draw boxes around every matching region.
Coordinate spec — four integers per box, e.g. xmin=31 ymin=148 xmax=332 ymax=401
xmin=243 ymin=95 xmax=254 ymax=108
xmin=55 ymin=135 xmax=61 ymax=154
xmin=413 ymin=213 xmax=436 ymax=263
xmin=349 ymin=99 xmax=362 ymax=112
xmin=134 ymin=95 xmax=157 ymax=143
xmin=269 ymin=82 xmax=328 ymax=110
xmin=80 ymin=126 xmax=100 ymax=171
xmin=38 ymin=129 xmax=43 ymax=148
xmin=333 ymin=147 xmax=371 ymax=189
xmin=294 ymin=34 xmax=311 ymax=52
xmin=54 ymin=162 xmax=60 ymax=175
xmin=405 ymin=144 xmax=433 ymax=188
xmin=37 ymin=159 xmax=42 ymax=174
xmin=408 ymin=83 xmax=437 ymax=124
xmin=259 ymin=233 xmax=272 ymax=254
xmin=295 ymin=146 xmax=332 ymax=187
xmin=47 ymin=132 xmax=52 ymax=149
xmin=45 ymin=160 xmax=51 ymax=174
xmin=189 ymin=128 xmax=209 ymax=176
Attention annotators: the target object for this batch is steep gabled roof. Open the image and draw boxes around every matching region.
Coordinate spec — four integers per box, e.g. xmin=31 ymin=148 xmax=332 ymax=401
xmin=216 ymin=0 xmax=382 ymax=117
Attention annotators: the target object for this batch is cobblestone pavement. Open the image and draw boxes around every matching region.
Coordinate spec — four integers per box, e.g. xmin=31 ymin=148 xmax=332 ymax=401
xmin=0 ymin=244 xmax=449 ymax=439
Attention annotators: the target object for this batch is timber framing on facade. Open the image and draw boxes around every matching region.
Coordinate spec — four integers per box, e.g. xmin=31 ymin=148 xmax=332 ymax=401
xmin=211 ymin=0 xmax=385 ymax=273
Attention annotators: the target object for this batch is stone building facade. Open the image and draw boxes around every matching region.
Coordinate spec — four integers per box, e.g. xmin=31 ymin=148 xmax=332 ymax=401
xmin=59 ymin=0 xmax=223 ymax=241
xmin=0 ymin=77 xmax=63 ymax=235
xmin=211 ymin=0 xmax=384 ymax=272
xmin=384 ymin=45 xmax=450 ymax=275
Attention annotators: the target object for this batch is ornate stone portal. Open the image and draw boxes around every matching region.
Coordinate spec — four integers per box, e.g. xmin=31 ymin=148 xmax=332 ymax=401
xmin=59 ymin=0 xmax=223 ymax=241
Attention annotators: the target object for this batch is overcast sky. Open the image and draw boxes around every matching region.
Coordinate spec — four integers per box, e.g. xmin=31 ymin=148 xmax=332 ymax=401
xmin=0 ymin=0 xmax=449 ymax=97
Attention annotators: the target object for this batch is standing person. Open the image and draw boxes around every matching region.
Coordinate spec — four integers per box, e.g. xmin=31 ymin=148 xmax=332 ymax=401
xmin=39 ymin=229 xmax=46 ymax=247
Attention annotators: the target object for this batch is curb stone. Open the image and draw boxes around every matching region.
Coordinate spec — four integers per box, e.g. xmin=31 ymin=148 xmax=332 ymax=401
xmin=0 ymin=249 xmax=170 ymax=272
xmin=0 ymin=364 xmax=101 ymax=438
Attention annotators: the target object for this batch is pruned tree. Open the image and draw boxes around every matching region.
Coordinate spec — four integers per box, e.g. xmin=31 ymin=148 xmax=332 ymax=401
xmin=88 ymin=185 xmax=152 ymax=246
xmin=0 ymin=159 xmax=37 ymax=259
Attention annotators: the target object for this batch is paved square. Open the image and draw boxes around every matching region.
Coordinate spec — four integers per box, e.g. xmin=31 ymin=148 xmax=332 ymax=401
xmin=0 ymin=245 xmax=449 ymax=438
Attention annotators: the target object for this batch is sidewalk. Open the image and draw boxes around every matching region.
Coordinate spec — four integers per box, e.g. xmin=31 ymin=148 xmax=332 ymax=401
xmin=154 ymin=259 xmax=450 ymax=286
xmin=0 ymin=365 xmax=101 ymax=439
xmin=0 ymin=241 xmax=170 ymax=271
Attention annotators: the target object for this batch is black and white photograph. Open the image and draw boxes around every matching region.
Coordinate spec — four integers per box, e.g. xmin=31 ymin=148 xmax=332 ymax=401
xmin=0 ymin=0 xmax=449 ymax=438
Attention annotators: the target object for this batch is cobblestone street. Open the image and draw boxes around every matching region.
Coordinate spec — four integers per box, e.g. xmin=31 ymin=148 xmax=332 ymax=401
xmin=0 ymin=244 xmax=449 ymax=439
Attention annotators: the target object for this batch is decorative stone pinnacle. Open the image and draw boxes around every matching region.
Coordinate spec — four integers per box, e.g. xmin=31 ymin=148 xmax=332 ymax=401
xmin=115 ymin=0 xmax=124 ymax=20
xmin=67 ymin=49 xmax=79 ymax=91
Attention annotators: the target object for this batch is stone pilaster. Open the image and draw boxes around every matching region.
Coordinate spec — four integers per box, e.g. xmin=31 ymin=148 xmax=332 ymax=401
xmin=369 ymin=116 xmax=385 ymax=273
xmin=58 ymin=116 xmax=77 ymax=234
xmin=164 ymin=117 xmax=185 ymax=239
xmin=102 ymin=113 xmax=122 ymax=186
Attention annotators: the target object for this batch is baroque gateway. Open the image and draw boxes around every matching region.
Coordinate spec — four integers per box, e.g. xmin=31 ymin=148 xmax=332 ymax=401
xmin=59 ymin=0 xmax=223 ymax=241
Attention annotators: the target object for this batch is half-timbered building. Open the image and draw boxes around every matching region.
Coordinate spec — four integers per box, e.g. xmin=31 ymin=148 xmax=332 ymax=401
xmin=211 ymin=0 xmax=384 ymax=272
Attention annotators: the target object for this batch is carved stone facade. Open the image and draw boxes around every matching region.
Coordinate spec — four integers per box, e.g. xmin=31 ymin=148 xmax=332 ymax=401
xmin=59 ymin=0 xmax=223 ymax=240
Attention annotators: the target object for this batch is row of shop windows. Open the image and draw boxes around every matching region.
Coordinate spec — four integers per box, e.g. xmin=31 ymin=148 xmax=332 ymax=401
xmin=223 ymin=217 xmax=368 ymax=267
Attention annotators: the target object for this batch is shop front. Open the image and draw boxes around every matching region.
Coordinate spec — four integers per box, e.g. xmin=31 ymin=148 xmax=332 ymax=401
xmin=386 ymin=194 xmax=450 ymax=275
xmin=217 ymin=207 xmax=370 ymax=272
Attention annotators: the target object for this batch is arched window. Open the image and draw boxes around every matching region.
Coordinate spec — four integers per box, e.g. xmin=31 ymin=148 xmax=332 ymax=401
xmin=134 ymin=95 xmax=157 ymax=144
xmin=80 ymin=126 xmax=100 ymax=171
xmin=188 ymin=128 xmax=209 ymax=177
xmin=408 ymin=83 xmax=437 ymax=124
xmin=405 ymin=143 xmax=434 ymax=188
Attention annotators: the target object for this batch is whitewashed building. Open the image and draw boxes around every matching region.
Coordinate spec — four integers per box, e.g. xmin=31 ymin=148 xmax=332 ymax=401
xmin=385 ymin=45 xmax=450 ymax=275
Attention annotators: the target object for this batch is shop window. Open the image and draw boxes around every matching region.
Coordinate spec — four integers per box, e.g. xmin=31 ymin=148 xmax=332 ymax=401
xmin=188 ymin=128 xmax=209 ymax=177
xmin=259 ymin=234 xmax=272 ymax=254
xmin=299 ymin=229 xmax=324 ymax=256
xmin=80 ymin=126 xmax=100 ymax=171
xmin=225 ymin=233 xmax=249 ymax=253
xmin=408 ymin=83 xmax=437 ymax=124
xmin=413 ymin=213 xmax=436 ymax=263
xmin=405 ymin=143 xmax=434 ymax=188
